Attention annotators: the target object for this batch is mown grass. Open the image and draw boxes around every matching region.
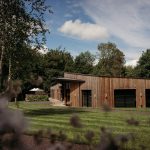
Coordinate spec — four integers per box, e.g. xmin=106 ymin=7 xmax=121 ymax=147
xmin=9 ymin=102 xmax=150 ymax=149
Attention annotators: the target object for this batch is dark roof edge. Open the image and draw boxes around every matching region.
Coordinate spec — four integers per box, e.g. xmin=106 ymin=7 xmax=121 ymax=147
xmin=64 ymin=72 xmax=150 ymax=80
xmin=56 ymin=77 xmax=85 ymax=83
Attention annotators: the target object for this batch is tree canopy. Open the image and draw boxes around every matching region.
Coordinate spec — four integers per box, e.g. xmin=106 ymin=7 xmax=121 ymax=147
xmin=42 ymin=49 xmax=74 ymax=91
xmin=74 ymin=51 xmax=95 ymax=74
xmin=124 ymin=66 xmax=136 ymax=77
xmin=135 ymin=49 xmax=150 ymax=78
xmin=0 ymin=0 xmax=51 ymax=91
xmin=94 ymin=42 xmax=125 ymax=76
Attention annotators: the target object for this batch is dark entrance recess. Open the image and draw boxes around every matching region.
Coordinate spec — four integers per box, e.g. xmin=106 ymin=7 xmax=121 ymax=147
xmin=82 ymin=90 xmax=92 ymax=107
xmin=114 ymin=89 xmax=136 ymax=107
xmin=66 ymin=89 xmax=70 ymax=103
xmin=146 ymin=89 xmax=150 ymax=107
xmin=61 ymin=83 xmax=70 ymax=103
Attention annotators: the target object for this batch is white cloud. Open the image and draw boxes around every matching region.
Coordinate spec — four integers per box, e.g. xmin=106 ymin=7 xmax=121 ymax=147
xmin=81 ymin=0 xmax=150 ymax=53
xmin=58 ymin=19 xmax=109 ymax=40
xmin=125 ymin=59 xmax=138 ymax=66
xmin=124 ymin=49 xmax=141 ymax=66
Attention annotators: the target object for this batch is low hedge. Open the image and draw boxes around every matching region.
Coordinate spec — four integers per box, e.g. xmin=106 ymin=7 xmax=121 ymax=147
xmin=25 ymin=94 xmax=48 ymax=101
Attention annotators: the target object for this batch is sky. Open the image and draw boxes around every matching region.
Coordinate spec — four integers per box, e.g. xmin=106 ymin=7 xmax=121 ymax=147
xmin=44 ymin=0 xmax=150 ymax=66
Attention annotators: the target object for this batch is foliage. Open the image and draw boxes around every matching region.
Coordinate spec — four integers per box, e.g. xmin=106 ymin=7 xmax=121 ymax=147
xmin=44 ymin=49 xmax=74 ymax=72
xmin=5 ymin=47 xmax=74 ymax=94
xmin=135 ymin=49 xmax=150 ymax=77
xmin=25 ymin=94 xmax=48 ymax=101
xmin=9 ymin=46 xmax=42 ymax=80
xmin=42 ymin=48 xmax=74 ymax=91
xmin=94 ymin=42 xmax=125 ymax=76
xmin=0 ymin=0 xmax=51 ymax=47
xmin=124 ymin=65 xmax=136 ymax=77
xmin=0 ymin=0 xmax=51 ymax=90
xmin=74 ymin=51 xmax=95 ymax=74
xmin=0 ymin=45 xmax=44 ymax=98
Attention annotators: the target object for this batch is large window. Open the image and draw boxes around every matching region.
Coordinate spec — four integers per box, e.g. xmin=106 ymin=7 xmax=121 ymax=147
xmin=114 ymin=89 xmax=136 ymax=107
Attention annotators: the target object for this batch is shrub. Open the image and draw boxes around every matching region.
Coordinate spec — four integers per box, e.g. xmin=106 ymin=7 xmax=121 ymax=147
xmin=25 ymin=94 xmax=48 ymax=102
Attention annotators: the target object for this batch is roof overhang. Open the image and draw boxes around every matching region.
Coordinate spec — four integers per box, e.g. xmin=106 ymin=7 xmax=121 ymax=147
xmin=56 ymin=77 xmax=85 ymax=83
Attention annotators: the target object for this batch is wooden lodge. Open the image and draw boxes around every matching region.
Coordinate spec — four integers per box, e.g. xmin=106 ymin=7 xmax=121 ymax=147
xmin=50 ymin=72 xmax=150 ymax=108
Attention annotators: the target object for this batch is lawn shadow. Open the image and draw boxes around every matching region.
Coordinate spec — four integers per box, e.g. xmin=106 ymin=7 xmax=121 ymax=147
xmin=24 ymin=107 xmax=87 ymax=117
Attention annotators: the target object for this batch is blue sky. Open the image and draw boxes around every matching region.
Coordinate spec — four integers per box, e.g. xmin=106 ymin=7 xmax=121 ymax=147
xmin=44 ymin=0 xmax=150 ymax=66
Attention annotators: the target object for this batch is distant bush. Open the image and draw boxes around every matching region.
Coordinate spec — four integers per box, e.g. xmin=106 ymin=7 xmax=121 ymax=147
xmin=25 ymin=94 xmax=48 ymax=101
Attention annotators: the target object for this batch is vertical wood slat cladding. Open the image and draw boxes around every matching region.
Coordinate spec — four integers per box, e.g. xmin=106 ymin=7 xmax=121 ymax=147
xmin=64 ymin=73 xmax=150 ymax=108
xmin=70 ymin=83 xmax=81 ymax=107
xmin=50 ymin=84 xmax=61 ymax=100
xmin=71 ymin=83 xmax=80 ymax=107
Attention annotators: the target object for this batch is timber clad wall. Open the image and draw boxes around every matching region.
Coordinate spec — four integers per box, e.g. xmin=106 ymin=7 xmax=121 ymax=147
xmin=64 ymin=72 xmax=150 ymax=108
xmin=50 ymin=84 xmax=61 ymax=101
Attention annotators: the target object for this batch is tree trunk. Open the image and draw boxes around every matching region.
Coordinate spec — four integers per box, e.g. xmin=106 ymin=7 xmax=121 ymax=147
xmin=0 ymin=45 xmax=4 ymax=75
xmin=0 ymin=45 xmax=4 ymax=91
xmin=8 ymin=57 xmax=12 ymax=81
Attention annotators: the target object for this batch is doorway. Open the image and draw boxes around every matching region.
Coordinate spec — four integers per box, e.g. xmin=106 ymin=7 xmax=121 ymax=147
xmin=82 ymin=90 xmax=92 ymax=107
xmin=61 ymin=83 xmax=70 ymax=104
xmin=146 ymin=89 xmax=150 ymax=107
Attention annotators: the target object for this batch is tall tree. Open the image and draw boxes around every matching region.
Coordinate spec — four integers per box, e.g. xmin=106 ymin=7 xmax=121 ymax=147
xmin=94 ymin=42 xmax=125 ymax=76
xmin=0 ymin=0 xmax=51 ymax=90
xmin=74 ymin=51 xmax=95 ymax=74
xmin=135 ymin=49 xmax=150 ymax=78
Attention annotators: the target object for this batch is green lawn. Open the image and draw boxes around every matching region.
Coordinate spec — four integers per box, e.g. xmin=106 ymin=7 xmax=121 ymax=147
xmin=9 ymin=102 xmax=150 ymax=149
